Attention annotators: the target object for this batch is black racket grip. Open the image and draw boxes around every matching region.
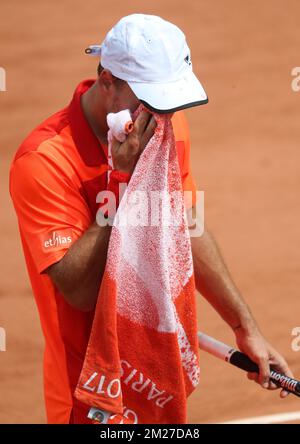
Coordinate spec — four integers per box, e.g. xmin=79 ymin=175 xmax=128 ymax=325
xmin=229 ymin=350 xmax=300 ymax=397
xmin=229 ymin=350 xmax=259 ymax=372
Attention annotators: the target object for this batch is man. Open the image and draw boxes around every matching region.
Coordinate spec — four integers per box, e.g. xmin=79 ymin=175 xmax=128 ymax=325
xmin=10 ymin=14 xmax=292 ymax=424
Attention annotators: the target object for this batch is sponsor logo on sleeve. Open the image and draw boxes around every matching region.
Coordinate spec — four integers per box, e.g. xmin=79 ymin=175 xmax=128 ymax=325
xmin=42 ymin=229 xmax=73 ymax=251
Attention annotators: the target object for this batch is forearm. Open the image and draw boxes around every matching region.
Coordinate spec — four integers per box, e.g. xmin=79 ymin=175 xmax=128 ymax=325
xmin=47 ymin=221 xmax=112 ymax=311
xmin=191 ymin=229 xmax=259 ymax=334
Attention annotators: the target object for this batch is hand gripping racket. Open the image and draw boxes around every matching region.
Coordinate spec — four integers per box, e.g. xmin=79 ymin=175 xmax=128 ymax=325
xmin=198 ymin=332 xmax=300 ymax=397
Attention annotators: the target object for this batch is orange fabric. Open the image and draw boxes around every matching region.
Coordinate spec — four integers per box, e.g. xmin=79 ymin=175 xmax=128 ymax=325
xmin=9 ymin=79 xmax=198 ymax=424
xmin=75 ymin=106 xmax=200 ymax=424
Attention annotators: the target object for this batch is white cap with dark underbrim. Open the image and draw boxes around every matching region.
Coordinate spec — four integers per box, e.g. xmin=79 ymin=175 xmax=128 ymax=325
xmin=85 ymin=14 xmax=208 ymax=113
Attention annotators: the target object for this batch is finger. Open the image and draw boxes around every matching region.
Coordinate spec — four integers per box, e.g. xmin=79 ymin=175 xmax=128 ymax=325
xmin=247 ymin=372 xmax=260 ymax=384
xmin=275 ymin=363 xmax=294 ymax=380
xmin=280 ymin=389 xmax=290 ymax=398
xmin=270 ymin=357 xmax=294 ymax=381
xmin=134 ymin=110 xmax=152 ymax=136
xmin=258 ymin=356 xmax=270 ymax=388
xmin=268 ymin=381 xmax=279 ymax=390
xmin=270 ymin=362 xmax=293 ymax=395
xmin=248 ymin=371 xmax=277 ymax=388
xmin=140 ymin=116 xmax=157 ymax=150
xmin=247 ymin=372 xmax=257 ymax=381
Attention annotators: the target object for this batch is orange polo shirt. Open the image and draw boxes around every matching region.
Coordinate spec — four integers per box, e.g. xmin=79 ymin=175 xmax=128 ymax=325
xmin=9 ymin=79 xmax=197 ymax=424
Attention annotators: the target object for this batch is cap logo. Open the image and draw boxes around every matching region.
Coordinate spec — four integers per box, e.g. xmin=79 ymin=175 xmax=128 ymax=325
xmin=184 ymin=54 xmax=192 ymax=66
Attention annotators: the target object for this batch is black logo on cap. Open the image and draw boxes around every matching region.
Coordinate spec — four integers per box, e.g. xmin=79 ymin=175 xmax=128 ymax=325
xmin=184 ymin=54 xmax=192 ymax=66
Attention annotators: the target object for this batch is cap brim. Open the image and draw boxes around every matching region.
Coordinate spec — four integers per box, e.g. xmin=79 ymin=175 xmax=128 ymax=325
xmin=127 ymin=70 xmax=208 ymax=114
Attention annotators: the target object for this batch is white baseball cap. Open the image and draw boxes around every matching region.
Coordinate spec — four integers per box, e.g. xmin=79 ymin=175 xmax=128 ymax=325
xmin=85 ymin=14 xmax=208 ymax=113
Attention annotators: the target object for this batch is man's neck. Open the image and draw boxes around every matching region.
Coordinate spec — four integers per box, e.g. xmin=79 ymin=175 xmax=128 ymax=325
xmin=81 ymin=81 xmax=108 ymax=146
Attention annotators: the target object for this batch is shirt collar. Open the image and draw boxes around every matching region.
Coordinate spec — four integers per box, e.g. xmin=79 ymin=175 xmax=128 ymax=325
xmin=68 ymin=79 xmax=107 ymax=166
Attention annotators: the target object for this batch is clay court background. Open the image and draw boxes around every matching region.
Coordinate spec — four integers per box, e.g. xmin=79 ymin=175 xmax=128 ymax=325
xmin=1 ymin=0 xmax=300 ymax=424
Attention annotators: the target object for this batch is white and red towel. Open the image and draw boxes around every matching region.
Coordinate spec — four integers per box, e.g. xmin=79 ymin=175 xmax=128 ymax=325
xmin=75 ymin=106 xmax=200 ymax=424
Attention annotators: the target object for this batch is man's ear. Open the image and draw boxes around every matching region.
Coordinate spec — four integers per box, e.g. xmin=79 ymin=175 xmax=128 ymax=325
xmin=99 ymin=69 xmax=114 ymax=90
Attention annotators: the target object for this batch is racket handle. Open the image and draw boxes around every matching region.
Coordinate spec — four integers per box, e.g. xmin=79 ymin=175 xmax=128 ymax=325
xmin=229 ymin=350 xmax=259 ymax=372
xmin=198 ymin=332 xmax=300 ymax=397
xmin=229 ymin=350 xmax=300 ymax=396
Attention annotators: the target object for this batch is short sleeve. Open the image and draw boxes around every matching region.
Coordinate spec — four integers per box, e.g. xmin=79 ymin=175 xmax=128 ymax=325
xmin=172 ymin=111 xmax=198 ymax=208
xmin=10 ymin=151 xmax=92 ymax=273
